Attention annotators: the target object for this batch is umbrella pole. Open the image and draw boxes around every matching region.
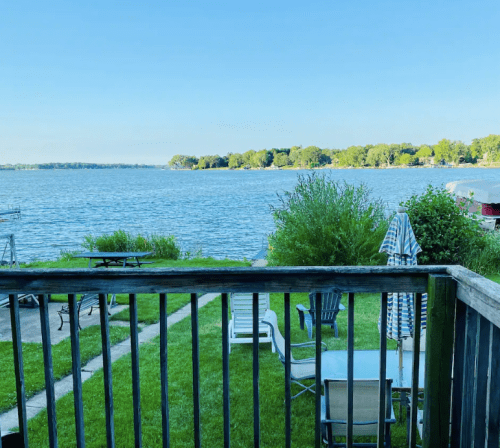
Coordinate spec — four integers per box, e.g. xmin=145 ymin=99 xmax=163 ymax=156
xmin=398 ymin=341 xmax=407 ymax=423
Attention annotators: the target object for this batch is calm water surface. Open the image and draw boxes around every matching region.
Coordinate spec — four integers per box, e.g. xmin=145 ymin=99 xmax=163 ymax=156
xmin=1 ymin=167 xmax=499 ymax=262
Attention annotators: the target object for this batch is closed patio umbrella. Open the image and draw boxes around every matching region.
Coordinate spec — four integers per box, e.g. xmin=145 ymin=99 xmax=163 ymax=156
xmin=379 ymin=209 xmax=427 ymax=384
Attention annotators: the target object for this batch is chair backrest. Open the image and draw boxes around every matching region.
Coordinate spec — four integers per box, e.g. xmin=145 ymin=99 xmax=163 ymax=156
xmin=324 ymin=378 xmax=392 ymax=437
xmin=308 ymin=291 xmax=343 ymax=326
xmin=262 ymin=310 xmax=294 ymax=363
xmin=230 ymin=293 xmax=270 ymax=333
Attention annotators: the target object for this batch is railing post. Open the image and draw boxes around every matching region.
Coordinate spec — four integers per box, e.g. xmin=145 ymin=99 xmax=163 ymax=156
xmin=422 ymin=274 xmax=456 ymax=448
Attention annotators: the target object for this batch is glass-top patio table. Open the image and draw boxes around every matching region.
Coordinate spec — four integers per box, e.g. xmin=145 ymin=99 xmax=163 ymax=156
xmin=321 ymin=349 xmax=425 ymax=390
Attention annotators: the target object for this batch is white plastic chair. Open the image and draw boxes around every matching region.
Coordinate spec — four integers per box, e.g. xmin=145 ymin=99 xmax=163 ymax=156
xmin=228 ymin=293 xmax=274 ymax=353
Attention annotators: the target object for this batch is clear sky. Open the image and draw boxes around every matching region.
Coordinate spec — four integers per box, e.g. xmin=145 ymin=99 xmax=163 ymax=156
xmin=1 ymin=0 xmax=499 ymax=164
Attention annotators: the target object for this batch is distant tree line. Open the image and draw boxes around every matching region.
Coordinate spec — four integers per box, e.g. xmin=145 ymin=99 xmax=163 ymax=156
xmin=168 ymin=134 xmax=500 ymax=169
xmin=0 ymin=163 xmax=156 ymax=170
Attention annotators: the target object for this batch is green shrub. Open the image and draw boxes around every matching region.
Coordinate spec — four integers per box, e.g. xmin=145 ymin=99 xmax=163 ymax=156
xmin=401 ymin=185 xmax=485 ymax=265
xmin=82 ymin=230 xmax=181 ymax=260
xmin=267 ymin=172 xmax=389 ymax=266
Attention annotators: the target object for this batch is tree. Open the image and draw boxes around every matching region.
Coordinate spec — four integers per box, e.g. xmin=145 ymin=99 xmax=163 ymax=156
xmin=433 ymin=139 xmax=453 ymax=163
xmin=396 ymin=153 xmax=415 ymax=165
xmin=197 ymin=156 xmax=209 ymax=169
xmin=273 ymin=152 xmax=290 ymax=167
xmin=366 ymin=144 xmax=391 ymax=167
xmin=415 ymin=145 xmax=433 ymax=165
xmin=471 ymin=135 xmax=500 ymax=162
xmin=300 ymin=146 xmax=322 ymax=167
xmin=288 ymin=146 xmax=303 ymax=167
xmin=168 ymin=155 xmax=198 ymax=169
xmin=449 ymin=141 xmax=468 ymax=164
xmin=228 ymin=153 xmax=244 ymax=168
xmin=242 ymin=150 xmax=256 ymax=167
xmin=251 ymin=150 xmax=272 ymax=168
xmin=267 ymin=172 xmax=388 ymax=266
xmin=339 ymin=146 xmax=367 ymax=167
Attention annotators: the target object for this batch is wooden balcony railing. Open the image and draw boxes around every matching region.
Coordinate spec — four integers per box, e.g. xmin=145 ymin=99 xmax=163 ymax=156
xmin=1 ymin=265 xmax=499 ymax=448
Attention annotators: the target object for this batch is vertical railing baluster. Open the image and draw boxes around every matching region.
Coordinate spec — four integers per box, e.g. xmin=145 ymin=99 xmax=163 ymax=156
xmin=377 ymin=292 xmax=388 ymax=448
xmin=68 ymin=294 xmax=85 ymax=448
xmin=99 ymin=293 xmax=115 ymax=448
xmin=409 ymin=293 xmax=422 ymax=448
xmin=487 ymin=323 xmax=500 ymax=448
xmin=159 ymin=293 xmax=170 ymax=448
xmin=451 ymin=299 xmax=466 ymax=448
xmin=39 ymin=294 xmax=58 ymax=448
xmin=129 ymin=294 xmax=142 ymax=448
xmin=473 ymin=314 xmax=490 ymax=445
xmin=221 ymin=293 xmax=231 ymax=448
xmin=252 ymin=292 xmax=260 ymax=448
xmin=191 ymin=293 xmax=201 ymax=448
xmin=347 ymin=292 xmax=354 ymax=448
xmin=315 ymin=292 xmax=322 ymax=448
xmin=284 ymin=292 xmax=292 ymax=448
xmin=9 ymin=294 xmax=28 ymax=448
xmin=460 ymin=307 xmax=478 ymax=446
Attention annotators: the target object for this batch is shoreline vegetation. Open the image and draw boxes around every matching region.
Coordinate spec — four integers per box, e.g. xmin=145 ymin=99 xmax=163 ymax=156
xmin=2 ymin=135 xmax=500 ymax=171
xmin=168 ymin=134 xmax=500 ymax=170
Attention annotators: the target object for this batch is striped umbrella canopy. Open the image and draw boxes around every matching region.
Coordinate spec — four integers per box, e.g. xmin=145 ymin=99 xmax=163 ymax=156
xmin=379 ymin=212 xmax=427 ymax=340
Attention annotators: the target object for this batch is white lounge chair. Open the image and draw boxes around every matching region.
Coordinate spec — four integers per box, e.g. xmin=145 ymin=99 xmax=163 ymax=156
xmin=228 ymin=293 xmax=274 ymax=353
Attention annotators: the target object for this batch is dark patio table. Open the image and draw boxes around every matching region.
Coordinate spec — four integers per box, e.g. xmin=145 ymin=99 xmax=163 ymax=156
xmin=74 ymin=251 xmax=153 ymax=269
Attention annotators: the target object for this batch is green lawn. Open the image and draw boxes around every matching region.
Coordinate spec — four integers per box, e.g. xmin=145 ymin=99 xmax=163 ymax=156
xmin=24 ymin=292 xmax=407 ymax=448
xmin=7 ymin=261 xmax=499 ymax=447
xmin=0 ymin=326 xmax=130 ymax=413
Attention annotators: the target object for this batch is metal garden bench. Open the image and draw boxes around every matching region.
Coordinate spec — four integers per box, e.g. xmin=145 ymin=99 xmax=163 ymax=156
xmin=57 ymin=294 xmax=100 ymax=330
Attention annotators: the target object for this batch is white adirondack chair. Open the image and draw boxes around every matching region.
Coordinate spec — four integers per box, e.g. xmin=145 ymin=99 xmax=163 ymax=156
xmin=228 ymin=293 xmax=274 ymax=353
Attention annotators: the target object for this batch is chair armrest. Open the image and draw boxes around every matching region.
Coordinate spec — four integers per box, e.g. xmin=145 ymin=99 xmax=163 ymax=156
xmin=296 ymin=304 xmax=309 ymax=330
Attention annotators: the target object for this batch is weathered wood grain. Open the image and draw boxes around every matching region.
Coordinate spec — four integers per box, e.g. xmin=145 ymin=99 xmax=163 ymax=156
xmin=0 ymin=266 xmax=444 ymax=294
xmin=449 ymin=265 xmax=500 ymax=328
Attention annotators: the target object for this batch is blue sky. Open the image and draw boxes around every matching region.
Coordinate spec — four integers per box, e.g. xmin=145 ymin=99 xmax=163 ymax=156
xmin=1 ymin=0 xmax=499 ymax=164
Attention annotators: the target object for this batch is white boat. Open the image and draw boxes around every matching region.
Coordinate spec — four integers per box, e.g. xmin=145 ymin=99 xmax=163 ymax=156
xmin=446 ymin=180 xmax=500 ymax=231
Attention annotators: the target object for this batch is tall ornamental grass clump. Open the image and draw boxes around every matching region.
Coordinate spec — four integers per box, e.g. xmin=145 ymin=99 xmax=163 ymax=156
xmin=83 ymin=230 xmax=181 ymax=260
xmin=267 ymin=172 xmax=389 ymax=266
xmin=462 ymin=230 xmax=500 ymax=275
xmin=402 ymin=185 xmax=500 ymax=274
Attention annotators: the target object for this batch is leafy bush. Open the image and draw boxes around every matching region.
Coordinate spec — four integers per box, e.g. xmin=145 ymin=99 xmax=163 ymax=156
xmin=267 ymin=172 xmax=389 ymax=266
xmin=82 ymin=230 xmax=181 ymax=260
xmin=401 ymin=185 xmax=485 ymax=265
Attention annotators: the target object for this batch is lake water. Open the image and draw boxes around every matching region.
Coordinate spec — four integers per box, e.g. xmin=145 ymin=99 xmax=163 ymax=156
xmin=1 ymin=167 xmax=499 ymax=262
